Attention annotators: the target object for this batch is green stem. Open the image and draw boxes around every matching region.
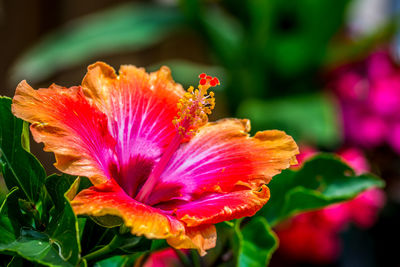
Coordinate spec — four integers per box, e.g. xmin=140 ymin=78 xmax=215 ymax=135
xmin=83 ymin=235 xmax=122 ymax=261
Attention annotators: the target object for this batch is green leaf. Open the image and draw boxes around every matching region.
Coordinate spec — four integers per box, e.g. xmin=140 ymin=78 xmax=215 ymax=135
xmin=0 ymin=175 xmax=9 ymax=205
xmin=80 ymin=220 xmax=151 ymax=262
xmin=83 ymin=231 xmax=151 ymax=263
xmin=237 ymin=93 xmax=342 ymax=147
xmin=7 ymin=256 xmax=27 ymax=267
xmin=11 ymin=3 xmax=185 ymax=83
xmin=0 ymin=188 xmax=24 ymax=245
xmin=45 ymin=174 xmax=82 ymax=208
xmin=94 ymin=253 xmax=143 ymax=267
xmin=116 ymin=236 xmax=151 ymax=254
xmin=94 ymin=256 xmax=128 ymax=267
xmin=150 ymin=239 xmax=168 ymax=251
xmin=260 ymin=154 xmax=385 ymax=226
xmin=0 ymin=188 xmax=75 ymax=267
xmin=234 ymin=217 xmax=278 ymax=267
xmin=21 ymin=122 xmax=30 ymax=153
xmin=0 ymin=97 xmax=46 ymax=203
xmin=4 ymin=229 xmax=75 ymax=267
xmin=44 ymin=174 xmax=82 ymax=265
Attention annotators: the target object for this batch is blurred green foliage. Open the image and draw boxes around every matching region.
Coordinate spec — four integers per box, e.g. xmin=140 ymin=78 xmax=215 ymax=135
xmin=12 ymin=0 xmax=393 ymax=149
xmin=10 ymin=0 xmax=396 ymax=149
xmin=238 ymin=93 xmax=341 ymax=146
xmin=11 ymin=3 xmax=185 ymax=83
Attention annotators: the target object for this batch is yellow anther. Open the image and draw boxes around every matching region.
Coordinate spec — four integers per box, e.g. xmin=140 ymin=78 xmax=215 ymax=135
xmin=172 ymin=73 xmax=220 ymax=141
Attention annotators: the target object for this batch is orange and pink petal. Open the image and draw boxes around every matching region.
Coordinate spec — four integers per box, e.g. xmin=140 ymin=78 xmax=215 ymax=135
xmin=147 ymin=118 xmax=297 ymax=205
xmin=12 ymin=81 xmax=114 ymax=184
xmin=172 ymin=185 xmax=270 ymax=227
xmin=167 ymin=224 xmax=217 ymax=256
xmin=71 ymin=182 xmax=216 ymax=254
xmin=71 ymin=182 xmax=185 ymax=239
xmin=12 ymin=63 xmax=186 ymax=194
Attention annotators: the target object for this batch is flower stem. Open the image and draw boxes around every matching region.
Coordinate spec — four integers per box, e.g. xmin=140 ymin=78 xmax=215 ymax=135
xmin=83 ymin=235 xmax=122 ymax=262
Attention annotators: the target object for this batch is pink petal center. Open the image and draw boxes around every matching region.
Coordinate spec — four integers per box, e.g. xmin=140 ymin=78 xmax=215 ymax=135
xmin=108 ymin=155 xmax=155 ymax=198
xmin=135 ymin=76 xmax=218 ymax=203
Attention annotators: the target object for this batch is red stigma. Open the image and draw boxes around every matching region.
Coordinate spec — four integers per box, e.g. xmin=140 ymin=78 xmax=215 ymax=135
xmin=198 ymin=73 xmax=220 ymax=87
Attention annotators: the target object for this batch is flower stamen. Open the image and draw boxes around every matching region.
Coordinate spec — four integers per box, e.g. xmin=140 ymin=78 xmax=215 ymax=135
xmin=172 ymin=74 xmax=218 ymax=141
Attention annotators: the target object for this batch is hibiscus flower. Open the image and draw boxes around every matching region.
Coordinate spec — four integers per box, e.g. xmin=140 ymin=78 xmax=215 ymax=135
xmin=12 ymin=62 xmax=298 ymax=255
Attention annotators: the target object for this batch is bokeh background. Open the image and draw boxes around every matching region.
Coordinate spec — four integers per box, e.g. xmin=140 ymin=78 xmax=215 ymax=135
xmin=1 ymin=0 xmax=400 ymax=266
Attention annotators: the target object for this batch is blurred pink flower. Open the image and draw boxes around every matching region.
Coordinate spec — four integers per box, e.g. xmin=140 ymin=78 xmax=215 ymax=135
xmin=388 ymin=122 xmax=400 ymax=154
xmin=332 ymin=50 xmax=400 ymax=153
xmin=337 ymin=147 xmax=369 ymax=174
xmin=277 ymin=211 xmax=341 ymax=264
xmin=143 ymin=248 xmax=184 ymax=267
xmin=275 ymin=146 xmax=385 ymax=264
